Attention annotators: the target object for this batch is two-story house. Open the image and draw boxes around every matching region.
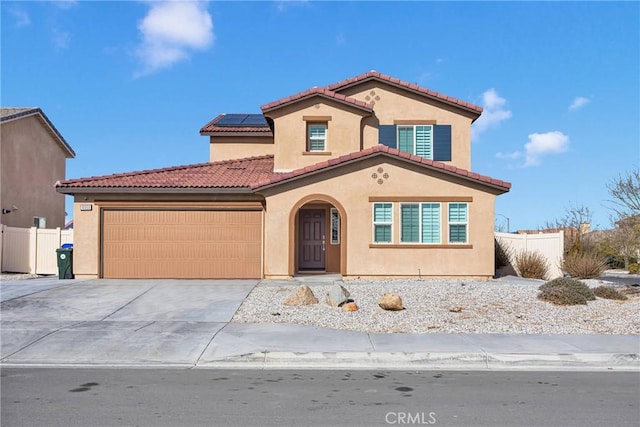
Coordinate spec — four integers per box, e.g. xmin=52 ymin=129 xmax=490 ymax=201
xmin=2 ymin=108 xmax=75 ymax=229
xmin=57 ymin=71 xmax=511 ymax=280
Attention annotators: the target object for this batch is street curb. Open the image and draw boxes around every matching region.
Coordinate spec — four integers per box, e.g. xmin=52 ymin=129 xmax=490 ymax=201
xmin=195 ymin=351 xmax=640 ymax=371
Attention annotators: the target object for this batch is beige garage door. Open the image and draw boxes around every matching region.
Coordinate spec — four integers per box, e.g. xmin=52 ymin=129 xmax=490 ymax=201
xmin=102 ymin=209 xmax=262 ymax=279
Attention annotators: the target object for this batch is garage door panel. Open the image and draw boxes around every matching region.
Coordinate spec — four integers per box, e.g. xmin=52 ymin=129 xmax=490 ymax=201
xmin=102 ymin=210 xmax=262 ymax=279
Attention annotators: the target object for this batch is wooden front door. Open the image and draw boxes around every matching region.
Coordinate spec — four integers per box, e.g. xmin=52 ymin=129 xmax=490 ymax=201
xmin=299 ymin=210 xmax=325 ymax=270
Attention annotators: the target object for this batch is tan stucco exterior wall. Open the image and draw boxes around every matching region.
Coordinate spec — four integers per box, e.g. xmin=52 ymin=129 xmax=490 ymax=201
xmin=71 ymin=199 xmax=100 ymax=278
xmin=1 ymin=116 xmax=69 ymax=228
xmin=265 ymin=98 xmax=371 ymax=171
xmin=337 ymin=81 xmax=475 ymax=170
xmin=261 ymin=156 xmax=499 ymax=279
xmin=209 ymin=136 xmax=274 ymax=162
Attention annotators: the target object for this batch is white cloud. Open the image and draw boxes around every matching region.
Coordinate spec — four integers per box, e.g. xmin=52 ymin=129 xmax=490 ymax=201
xmin=472 ymin=88 xmax=512 ymax=139
xmin=523 ymin=131 xmax=570 ymax=167
xmin=496 ymin=131 xmax=569 ymax=167
xmin=135 ymin=1 xmax=214 ymax=77
xmin=9 ymin=7 xmax=31 ymax=28
xmin=569 ymin=96 xmax=590 ymax=111
xmin=51 ymin=28 xmax=70 ymax=50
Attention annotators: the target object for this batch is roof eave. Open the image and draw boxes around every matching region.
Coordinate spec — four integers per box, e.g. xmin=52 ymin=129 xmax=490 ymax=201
xmin=200 ymin=131 xmax=274 ymax=137
xmin=55 ymin=187 xmax=255 ymax=195
xmin=253 ymin=151 xmax=510 ymax=194
xmin=329 ymin=75 xmax=482 ymax=120
xmin=261 ymin=93 xmax=373 ymax=115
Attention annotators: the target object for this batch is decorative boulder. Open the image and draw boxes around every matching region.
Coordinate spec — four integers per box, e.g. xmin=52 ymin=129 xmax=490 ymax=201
xmin=342 ymin=302 xmax=359 ymax=312
xmin=283 ymin=285 xmax=318 ymax=306
xmin=325 ymin=283 xmax=351 ymax=307
xmin=378 ymin=293 xmax=403 ymax=311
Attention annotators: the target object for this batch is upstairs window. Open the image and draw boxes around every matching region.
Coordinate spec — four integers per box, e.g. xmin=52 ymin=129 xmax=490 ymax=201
xmin=308 ymin=123 xmax=327 ymax=152
xmin=397 ymin=125 xmax=433 ymax=159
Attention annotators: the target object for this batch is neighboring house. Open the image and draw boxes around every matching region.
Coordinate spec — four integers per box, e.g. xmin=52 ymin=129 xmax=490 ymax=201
xmin=56 ymin=71 xmax=511 ymax=280
xmin=1 ymin=108 xmax=75 ymax=229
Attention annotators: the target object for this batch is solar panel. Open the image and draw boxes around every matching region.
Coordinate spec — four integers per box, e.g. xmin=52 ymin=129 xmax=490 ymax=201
xmin=216 ymin=113 xmax=267 ymax=127
xmin=241 ymin=114 xmax=268 ymax=126
xmin=217 ymin=114 xmax=248 ymax=126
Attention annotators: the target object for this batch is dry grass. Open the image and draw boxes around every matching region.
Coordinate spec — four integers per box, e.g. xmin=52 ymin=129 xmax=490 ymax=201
xmin=561 ymin=252 xmax=607 ymax=279
xmin=514 ymin=250 xmax=549 ymax=279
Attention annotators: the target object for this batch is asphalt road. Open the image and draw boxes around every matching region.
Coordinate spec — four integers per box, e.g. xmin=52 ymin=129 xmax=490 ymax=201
xmin=2 ymin=368 xmax=639 ymax=427
xmin=600 ymin=275 xmax=640 ymax=286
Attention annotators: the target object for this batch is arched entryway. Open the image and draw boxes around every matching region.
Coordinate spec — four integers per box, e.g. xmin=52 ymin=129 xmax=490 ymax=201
xmin=288 ymin=194 xmax=347 ymax=276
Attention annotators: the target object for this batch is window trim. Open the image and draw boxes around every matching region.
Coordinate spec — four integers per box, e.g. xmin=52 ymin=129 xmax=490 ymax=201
xmin=372 ymin=202 xmax=393 ymax=244
xmin=448 ymin=202 xmax=469 ymax=244
xmin=307 ymin=122 xmax=328 ymax=152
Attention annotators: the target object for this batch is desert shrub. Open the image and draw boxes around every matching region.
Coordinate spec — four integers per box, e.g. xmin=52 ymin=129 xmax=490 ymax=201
xmin=561 ymin=251 xmax=607 ymax=279
xmin=494 ymin=239 xmax=513 ymax=268
xmin=514 ymin=250 xmax=549 ymax=279
xmin=538 ymin=286 xmax=588 ymax=305
xmin=628 ymin=263 xmax=640 ymax=274
xmin=593 ymin=286 xmax=628 ymax=301
xmin=538 ymin=277 xmax=595 ymax=305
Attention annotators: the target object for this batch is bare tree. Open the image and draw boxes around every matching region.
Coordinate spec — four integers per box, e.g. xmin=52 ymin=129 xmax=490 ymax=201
xmin=543 ymin=203 xmax=593 ymax=232
xmin=607 ymin=168 xmax=640 ymax=219
xmin=605 ymin=168 xmax=640 ymax=268
xmin=543 ymin=204 xmax=593 ymax=254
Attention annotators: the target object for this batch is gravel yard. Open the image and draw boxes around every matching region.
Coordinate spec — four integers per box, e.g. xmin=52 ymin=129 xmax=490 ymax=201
xmin=232 ymin=278 xmax=640 ymax=335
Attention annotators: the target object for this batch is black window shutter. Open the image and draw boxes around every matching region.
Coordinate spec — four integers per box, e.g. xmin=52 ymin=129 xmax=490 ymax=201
xmin=378 ymin=125 xmax=397 ymax=148
xmin=433 ymin=125 xmax=452 ymax=161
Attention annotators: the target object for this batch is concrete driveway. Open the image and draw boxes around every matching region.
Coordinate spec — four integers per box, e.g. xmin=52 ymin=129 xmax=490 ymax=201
xmin=1 ymin=277 xmax=257 ymax=366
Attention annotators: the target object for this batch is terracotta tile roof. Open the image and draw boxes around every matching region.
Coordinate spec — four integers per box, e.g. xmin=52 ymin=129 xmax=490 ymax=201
xmin=326 ymin=71 xmax=483 ymax=116
xmin=252 ymin=145 xmax=511 ymax=192
xmin=57 ymin=149 xmax=510 ymax=194
xmin=261 ymin=87 xmax=374 ymax=113
xmin=56 ymin=155 xmax=279 ymax=192
xmin=200 ymin=114 xmax=273 ymax=135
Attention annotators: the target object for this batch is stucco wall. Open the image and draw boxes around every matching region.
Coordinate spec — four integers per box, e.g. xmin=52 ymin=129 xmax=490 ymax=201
xmin=338 ymin=81 xmax=475 ymax=170
xmin=1 ymin=116 xmax=68 ymax=228
xmin=265 ymin=98 xmax=370 ymax=171
xmin=261 ymin=156 xmax=499 ymax=279
xmin=209 ymin=136 xmax=274 ymax=162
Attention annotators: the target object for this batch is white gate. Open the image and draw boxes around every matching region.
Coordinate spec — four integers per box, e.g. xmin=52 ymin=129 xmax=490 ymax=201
xmin=495 ymin=231 xmax=564 ymax=279
xmin=0 ymin=225 xmax=74 ymax=274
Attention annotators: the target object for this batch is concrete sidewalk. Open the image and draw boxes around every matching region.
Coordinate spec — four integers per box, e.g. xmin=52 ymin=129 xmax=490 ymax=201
xmin=1 ymin=277 xmax=638 ymax=370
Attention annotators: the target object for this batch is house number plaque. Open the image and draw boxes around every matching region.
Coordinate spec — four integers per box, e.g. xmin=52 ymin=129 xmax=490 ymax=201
xmin=80 ymin=204 xmax=93 ymax=211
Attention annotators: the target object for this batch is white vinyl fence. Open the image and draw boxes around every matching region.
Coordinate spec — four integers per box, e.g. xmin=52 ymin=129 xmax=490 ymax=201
xmin=495 ymin=231 xmax=564 ymax=279
xmin=0 ymin=225 xmax=74 ymax=275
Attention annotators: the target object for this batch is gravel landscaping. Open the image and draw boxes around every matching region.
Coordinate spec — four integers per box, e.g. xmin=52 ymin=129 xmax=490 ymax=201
xmin=232 ymin=278 xmax=640 ymax=335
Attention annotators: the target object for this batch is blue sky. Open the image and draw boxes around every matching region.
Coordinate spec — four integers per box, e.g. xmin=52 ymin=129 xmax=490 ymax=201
xmin=2 ymin=0 xmax=638 ymax=231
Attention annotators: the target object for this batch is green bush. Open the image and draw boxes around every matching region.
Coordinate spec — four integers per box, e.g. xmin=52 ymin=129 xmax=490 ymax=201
xmin=538 ymin=277 xmax=595 ymax=305
xmin=593 ymin=286 xmax=628 ymax=301
xmin=561 ymin=252 xmax=607 ymax=279
xmin=514 ymin=250 xmax=549 ymax=279
xmin=628 ymin=263 xmax=640 ymax=274
xmin=538 ymin=286 xmax=588 ymax=306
